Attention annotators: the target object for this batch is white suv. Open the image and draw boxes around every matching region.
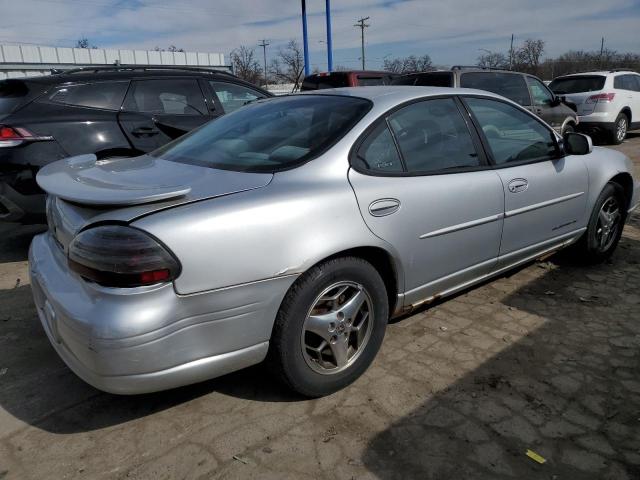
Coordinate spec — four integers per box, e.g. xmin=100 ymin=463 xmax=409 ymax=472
xmin=549 ymin=70 xmax=640 ymax=145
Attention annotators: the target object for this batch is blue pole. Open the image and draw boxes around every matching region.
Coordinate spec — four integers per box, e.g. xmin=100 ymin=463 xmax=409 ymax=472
xmin=326 ymin=0 xmax=333 ymax=72
xmin=301 ymin=0 xmax=310 ymax=76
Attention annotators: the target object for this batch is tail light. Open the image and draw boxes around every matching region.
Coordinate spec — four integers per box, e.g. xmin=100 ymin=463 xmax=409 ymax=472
xmin=68 ymin=225 xmax=180 ymax=287
xmin=0 ymin=124 xmax=53 ymax=148
xmin=586 ymin=93 xmax=615 ymax=104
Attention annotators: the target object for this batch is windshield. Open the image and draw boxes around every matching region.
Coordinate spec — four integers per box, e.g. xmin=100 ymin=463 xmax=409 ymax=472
xmin=152 ymin=95 xmax=372 ymax=172
xmin=0 ymin=80 xmax=30 ymax=115
xmin=549 ymin=76 xmax=606 ymax=94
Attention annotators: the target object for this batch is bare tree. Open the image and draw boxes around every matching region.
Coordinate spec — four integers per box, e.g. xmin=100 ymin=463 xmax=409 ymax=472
xmin=154 ymin=45 xmax=185 ymax=52
xmin=514 ymin=38 xmax=545 ymax=74
xmin=272 ymin=40 xmax=304 ymax=91
xmin=383 ymin=54 xmax=433 ymax=74
xmin=477 ymin=51 xmax=508 ymax=69
xmin=230 ymin=45 xmax=263 ymax=85
xmin=75 ymin=37 xmax=97 ymax=49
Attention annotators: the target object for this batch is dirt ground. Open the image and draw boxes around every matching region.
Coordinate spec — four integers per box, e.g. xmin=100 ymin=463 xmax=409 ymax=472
xmin=0 ymin=135 xmax=639 ymax=480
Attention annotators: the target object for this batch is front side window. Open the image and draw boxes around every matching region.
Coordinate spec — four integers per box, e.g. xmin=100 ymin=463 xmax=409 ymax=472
xmin=45 ymin=81 xmax=128 ymax=110
xmin=387 ymin=98 xmax=480 ymax=173
xmin=526 ymin=77 xmax=554 ymax=105
xmin=460 ymin=72 xmax=531 ymax=106
xmin=123 ymin=79 xmax=206 ymax=115
xmin=464 ymin=97 xmax=557 ymax=165
xmin=210 ymin=81 xmax=266 ymax=113
xmin=152 ymin=95 xmax=371 ymax=172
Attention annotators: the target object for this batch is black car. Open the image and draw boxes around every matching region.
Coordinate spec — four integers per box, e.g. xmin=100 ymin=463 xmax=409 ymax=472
xmin=392 ymin=67 xmax=578 ymax=135
xmin=0 ymin=66 xmax=271 ymax=223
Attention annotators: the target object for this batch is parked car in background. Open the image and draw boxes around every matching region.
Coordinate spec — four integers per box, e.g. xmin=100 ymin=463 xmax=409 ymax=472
xmin=549 ymin=70 xmax=640 ymax=145
xmin=301 ymin=71 xmax=397 ymax=90
xmin=393 ymin=67 xmax=578 ymax=135
xmin=0 ymin=66 xmax=271 ymax=223
xmin=31 ymin=86 xmax=638 ymax=397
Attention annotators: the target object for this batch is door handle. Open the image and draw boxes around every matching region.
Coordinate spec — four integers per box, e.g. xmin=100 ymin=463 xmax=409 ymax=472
xmin=131 ymin=127 xmax=160 ymax=137
xmin=508 ymin=178 xmax=529 ymax=193
xmin=369 ymin=198 xmax=400 ymax=217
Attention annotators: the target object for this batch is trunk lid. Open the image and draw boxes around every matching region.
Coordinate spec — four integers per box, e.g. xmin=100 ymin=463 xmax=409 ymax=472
xmin=38 ymin=154 xmax=273 ymax=247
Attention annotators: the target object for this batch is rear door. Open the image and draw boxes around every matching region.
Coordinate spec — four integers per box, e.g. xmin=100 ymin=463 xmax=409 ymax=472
xmin=615 ymin=75 xmax=640 ymax=125
xmin=463 ymin=96 xmax=588 ymax=266
xmin=348 ymin=96 xmax=504 ymax=307
xmin=118 ymin=78 xmax=210 ymax=153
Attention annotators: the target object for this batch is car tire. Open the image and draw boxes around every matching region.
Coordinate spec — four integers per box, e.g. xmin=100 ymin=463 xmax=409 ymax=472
xmin=568 ymin=182 xmax=626 ymax=264
xmin=609 ymin=113 xmax=628 ymax=145
xmin=269 ymin=256 xmax=388 ymax=397
xmin=561 ymin=123 xmax=575 ymax=135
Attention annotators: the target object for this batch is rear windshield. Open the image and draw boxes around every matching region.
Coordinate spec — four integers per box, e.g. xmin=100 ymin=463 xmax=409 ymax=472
xmin=301 ymin=73 xmax=350 ymax=90
xmin=152 ymin=95 xmax=372 ymax=172
xmin=548 ymin=76 xmax=606 ymax=94
xmin=460 ymin=72 xmax=531 ymax=106
xmin=0 ymin=80 xmax=31 ymax=115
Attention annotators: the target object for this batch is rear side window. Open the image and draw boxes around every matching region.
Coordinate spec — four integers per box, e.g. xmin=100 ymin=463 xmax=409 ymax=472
xmin=414 ymin=72 xmax=454 ymax=87
xmin=354 ymin=122 xmax=403 ymax=172
xmin=0 ymin=80 xmax=30 ymax=115
xmin=465 ymin=97 xmax=557 ymax=165
xmin=549 ymin=76 xmax=606 ymax=94
xmin=357 ymin=76 xmax=384 ymax=86
xmin=123 ymin=79 xmax=206 ymax=115
xmin=301 ymin=73 xmax=350 ymax=90
xmin=209 ymin=81 xmax=266 ymax=114
xmin=460 ymin=72 xmax=531 ymax=106
xmin=387 ymin=98 xmax=480 ymax=173
xmin=614 ymin=75 xmax=640 ymax=91
xmin=45 ymin=82 xmax=128 ymax=110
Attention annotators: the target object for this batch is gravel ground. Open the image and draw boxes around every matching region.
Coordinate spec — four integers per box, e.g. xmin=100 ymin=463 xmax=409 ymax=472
xmin=0 ymin=134 xmax=639 ymax=480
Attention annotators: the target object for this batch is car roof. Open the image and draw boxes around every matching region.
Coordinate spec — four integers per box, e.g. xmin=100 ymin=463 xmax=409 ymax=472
xmin=18 ymin=67 xmax=246 ymax=85
xmin=299 ymin=85 xmax=506 ymax=103
xmin=556 ymin=70 xmax=638 ymax=78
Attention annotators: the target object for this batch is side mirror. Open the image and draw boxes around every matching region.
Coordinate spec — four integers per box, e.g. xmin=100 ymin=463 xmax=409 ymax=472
xmin=550 ymin=96 xmax=562 ymax=107
xmin=563 ymin=132 xmax=593 ymax=155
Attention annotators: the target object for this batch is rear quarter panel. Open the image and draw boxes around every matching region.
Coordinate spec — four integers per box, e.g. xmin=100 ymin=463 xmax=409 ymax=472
xmin=133 ymin=166 xmax=402 ymax=296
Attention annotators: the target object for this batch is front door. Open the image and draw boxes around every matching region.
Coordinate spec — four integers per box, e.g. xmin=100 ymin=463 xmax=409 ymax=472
xmin=463 ymin=96 xmax=589 ymax=266
xmin=348 ymin=97 xmax=505 ymax=307
xmin=118 ymin=78 xmax=211 ymax=153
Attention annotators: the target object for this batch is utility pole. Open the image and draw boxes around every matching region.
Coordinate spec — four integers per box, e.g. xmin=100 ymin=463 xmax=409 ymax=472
xmin=509 ymin=33 xmax=514 ymax=70
xmin=354 ymin=16 xmax=370 ymax=70
xmin=258 ymin=39 xmax=270 ymax=87
xmin=599 ymin=37 xmax=605 ymax=68
xmin=325 ymin=0 xmax=333 ymax=72
xmin=301 ymin=0 xmax=310 ymax=76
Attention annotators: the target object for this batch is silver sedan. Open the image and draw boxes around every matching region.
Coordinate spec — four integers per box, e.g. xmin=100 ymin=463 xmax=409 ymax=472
xmin=30 ymin=87 xmax=639 ymax=397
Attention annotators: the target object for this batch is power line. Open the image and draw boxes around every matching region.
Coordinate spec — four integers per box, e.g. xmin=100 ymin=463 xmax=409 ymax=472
xmin=353 ymin=16 xmax=370 ymax=70
xmin=258 ymin=39 xmax=270 ymax=86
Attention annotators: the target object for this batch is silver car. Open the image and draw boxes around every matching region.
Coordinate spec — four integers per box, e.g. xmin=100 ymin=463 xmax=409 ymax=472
xmin=30 ymin=87 xmax=639 ymax=397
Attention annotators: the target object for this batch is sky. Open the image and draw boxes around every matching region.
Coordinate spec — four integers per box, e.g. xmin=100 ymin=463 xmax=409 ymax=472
xmin=1 ymin=0 xmax=639 ymax=71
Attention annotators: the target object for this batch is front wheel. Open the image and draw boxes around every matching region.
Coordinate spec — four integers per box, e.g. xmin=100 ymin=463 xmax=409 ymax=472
xmin=568 ymin=182 xmax=626 ymax=263
xmin=269 ymin=257 xmax=388 ymax=397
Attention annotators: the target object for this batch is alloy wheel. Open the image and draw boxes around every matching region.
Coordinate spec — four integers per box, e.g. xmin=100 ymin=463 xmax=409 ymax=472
xmin=301 ymin=281 xmax=374 ymax=375
xmin=595 ymin=196 xmax=621 ymax=252
xmin=616 ymin=118 xmax=627 ymax=143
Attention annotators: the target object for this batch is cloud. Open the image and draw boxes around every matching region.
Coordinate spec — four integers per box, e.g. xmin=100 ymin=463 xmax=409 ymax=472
xmin=1 ymin=0 xmax=639 ymax=70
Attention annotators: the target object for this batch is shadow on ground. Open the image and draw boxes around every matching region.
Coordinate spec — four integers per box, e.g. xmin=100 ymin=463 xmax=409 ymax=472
xmin=362 ymin=224 xmax=640 ymax=479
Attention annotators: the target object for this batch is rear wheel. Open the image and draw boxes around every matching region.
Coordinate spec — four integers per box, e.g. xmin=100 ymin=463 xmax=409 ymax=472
xmin=269 ymin=257 xmax=388 ymax=397
xmin=568 ymin=182 xmax=626 ymax=263
xmin=561 ymin=123 xmax=575 ymax=135
xmin=609 ymin=113 xmax=628 ymax=145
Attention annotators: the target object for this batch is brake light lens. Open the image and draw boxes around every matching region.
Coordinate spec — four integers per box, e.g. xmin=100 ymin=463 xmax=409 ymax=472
xmin=586 ymin=93 xmax=615 ymax=104
xmin=68 ymin=225 xmax=180 ymax=287
xmin=0 ymin=125 xmax=39 ymax=147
